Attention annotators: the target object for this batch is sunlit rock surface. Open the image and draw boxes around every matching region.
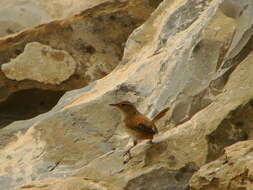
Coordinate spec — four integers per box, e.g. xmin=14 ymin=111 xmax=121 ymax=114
xmin=2 ymin=42 xmax=77 ymax=84
xmin=0 ymin=0 xmax=253 ymax=190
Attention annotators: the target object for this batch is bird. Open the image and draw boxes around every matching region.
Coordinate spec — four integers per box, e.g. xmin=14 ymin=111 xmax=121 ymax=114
xmin=109 ymin=101 xmax=169 ymax=162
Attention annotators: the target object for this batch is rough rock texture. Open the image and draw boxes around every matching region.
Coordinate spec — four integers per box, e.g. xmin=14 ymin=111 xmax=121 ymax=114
xmin=2 ymin=42 xmax=77 ymax=85
xmin=0 ymin=0 xmax=160 ymax=102
xmin=1 ymin=0 xmax=253 ymax=190
xmin=0 ymin=0 xmax=113 ymax=38
xmin=0 ymin=89 xmax=65 ymax=129
xmin=0 ymin=0 xmax=161 ymax=129
xmin=0 ymin=0 xmax=51 ymax=38
xmin=15 ymin=177 xmax=123 ymax=190
xmin=35 ymin=0 xmax=117 ymax=20
xmin=190 ymin=140 xmax=253 ymax=190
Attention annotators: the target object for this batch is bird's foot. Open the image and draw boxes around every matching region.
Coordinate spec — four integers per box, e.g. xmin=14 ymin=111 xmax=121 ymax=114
xmin=123 ymin=155 xmax=131 ymax=164
xmin=123 ymin=149 xmax=132 ymax=164
xmin=123 ymin=149 xmax=130 ymax=157
xmin=122 ymin=139 xmax=137 ymax=164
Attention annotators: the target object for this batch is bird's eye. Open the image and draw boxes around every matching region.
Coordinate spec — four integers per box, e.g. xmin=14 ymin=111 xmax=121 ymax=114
xmin=121 ymin=104 xmax=127 ymax=106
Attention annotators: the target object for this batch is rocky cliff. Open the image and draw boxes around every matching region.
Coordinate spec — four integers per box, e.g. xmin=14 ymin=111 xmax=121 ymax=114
xmin=1 ymin=0 xmax=253 ymax=190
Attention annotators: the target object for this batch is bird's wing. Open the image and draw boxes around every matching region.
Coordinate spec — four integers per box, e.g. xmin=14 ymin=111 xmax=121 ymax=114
xmin=136 ymin=122 xmax=156 ymax=134
xmin=131 ymin=116 xmax=157 ymax=134
xmin=128 ymin=115 xmax=158 ymax=134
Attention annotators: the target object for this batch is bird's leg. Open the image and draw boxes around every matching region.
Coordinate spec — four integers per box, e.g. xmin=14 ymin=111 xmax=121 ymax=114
xmin=123 ymin=139 xmax=137 ymax=163
xmin=133 ymin=139 xmax=138 ymax=146
xmin=123 ymin=139 xmax=137 ymax=156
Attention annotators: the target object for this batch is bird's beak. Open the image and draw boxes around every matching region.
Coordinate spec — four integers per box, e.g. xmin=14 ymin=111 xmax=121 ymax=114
xmin=109 ymin=103 xmax=118 ymax=107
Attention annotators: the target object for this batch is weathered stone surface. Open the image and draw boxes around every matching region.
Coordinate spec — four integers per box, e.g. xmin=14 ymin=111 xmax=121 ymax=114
xmin=0 ymin=0 xmax=51 ymax=38
xmin=0 ymin=0 xmax=161 ymax=104
xmin=74 ymin=50 xmax=253 ymax=190
xmin=1 ymin=0 xmax=253 ymax=190
xmin=16 ymin=177 xmax=123 ymax=190
xmin=0 ymin=0 xmax=112 ymax=38
xmin=0 ymin=89 xmax=64 ymax=129
xmin=190 ymin=140 xmax=253 ymax=190
xmin=2 ymin=42 xmax=77 ymax=85
xmin=220 ymin=0 xmax=253 ymax=61
xmin=35 ymin=0 xmax=116 ymax=19
xmin=0 ymin=0 xmax=161 ymax=130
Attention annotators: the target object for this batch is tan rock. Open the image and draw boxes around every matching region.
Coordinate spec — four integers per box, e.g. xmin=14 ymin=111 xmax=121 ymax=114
xmin=0 ymin=0 xmax=114 ymax=38
xmin=1 ymin=0 xmax=253 ymax=190
xmin=190 ymin=140 xmax=253 ymax=190
xmin=0 ymin=0 xmax=160 ymax=103
xmin=220 ymin=0 xmax=253 ymax=62
xmin=1 ymin=42 xmax=77 ymax=84
xmin=35 ymin=0 xmax=112 ymax=19
xmin=16 ymin=177 xmax=123 ymax=190
xmin=0 ymin=0 xmax=51 ymax=38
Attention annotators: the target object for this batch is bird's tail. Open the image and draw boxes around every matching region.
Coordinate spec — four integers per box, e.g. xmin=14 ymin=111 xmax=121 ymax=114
xmin=152 ymin=107 xmax=170 ymax=123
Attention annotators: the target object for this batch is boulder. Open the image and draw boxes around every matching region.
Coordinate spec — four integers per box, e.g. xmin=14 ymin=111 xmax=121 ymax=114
xmin=190 ymin=140 xmax=253 ymax=190
xmin=2 ymin=42 xmax=77 ymax=85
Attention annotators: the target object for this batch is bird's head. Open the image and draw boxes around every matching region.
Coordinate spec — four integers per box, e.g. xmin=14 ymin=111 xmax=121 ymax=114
xmin=109 ymin=101 xmax=138 ymax=115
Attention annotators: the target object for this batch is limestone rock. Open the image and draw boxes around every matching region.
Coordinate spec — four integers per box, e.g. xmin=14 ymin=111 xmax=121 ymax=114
xmin=0 ymin=89 xmax=65 ymax=129
xmin=35 ymin=0 xmax=114 ymax=19
xmin=0 ymin=0 xmax=160 ymax=103
xmin=190 ymin=140 xmax=253 ymax=190
xmin=0 ymin=0 xmax=51 ymax=38
xmin=220 ymin=0 xmax=253 ymax=62
xmin=0 ymin=0 xmax=223 ymax=189
xmin=1 ymin=42 xmax=76 ymax=84
xmin=0 ymin=0 xmax=161 ymax=129
xmin=0 ymin=0 xmax=113 ymax=38
xmin=1 ymin=0 xmax=253 ymax=190
xmin=16 ymin=177 xmax=123 ymax=190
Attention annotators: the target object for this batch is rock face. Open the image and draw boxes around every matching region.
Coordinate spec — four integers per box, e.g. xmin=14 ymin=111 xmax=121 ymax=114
xmin=0 ymin=0 xmax=160 ymax=102
xmin=0 ymin=0 xmax=51 ymax=38
xmin=16 ymin=177 xmax=123 ymax=190
xmin=0 ymin=0 xmax=161 ymax=128
xmin=2 ymin=42 xmax=77 ymax=84
xmin=190 ymin=140 xmax=253 ymax=190
xmin=1 ymin=0 xmax=253 ymax=190
xmin=0 ymin=89 xmax=65 ymax=129
xmin=0 ymin=0 xmax=112 ymax=38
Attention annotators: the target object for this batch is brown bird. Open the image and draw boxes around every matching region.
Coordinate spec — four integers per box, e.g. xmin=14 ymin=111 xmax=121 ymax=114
xmin=110 ymin=101 xmax=169 ymax=161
